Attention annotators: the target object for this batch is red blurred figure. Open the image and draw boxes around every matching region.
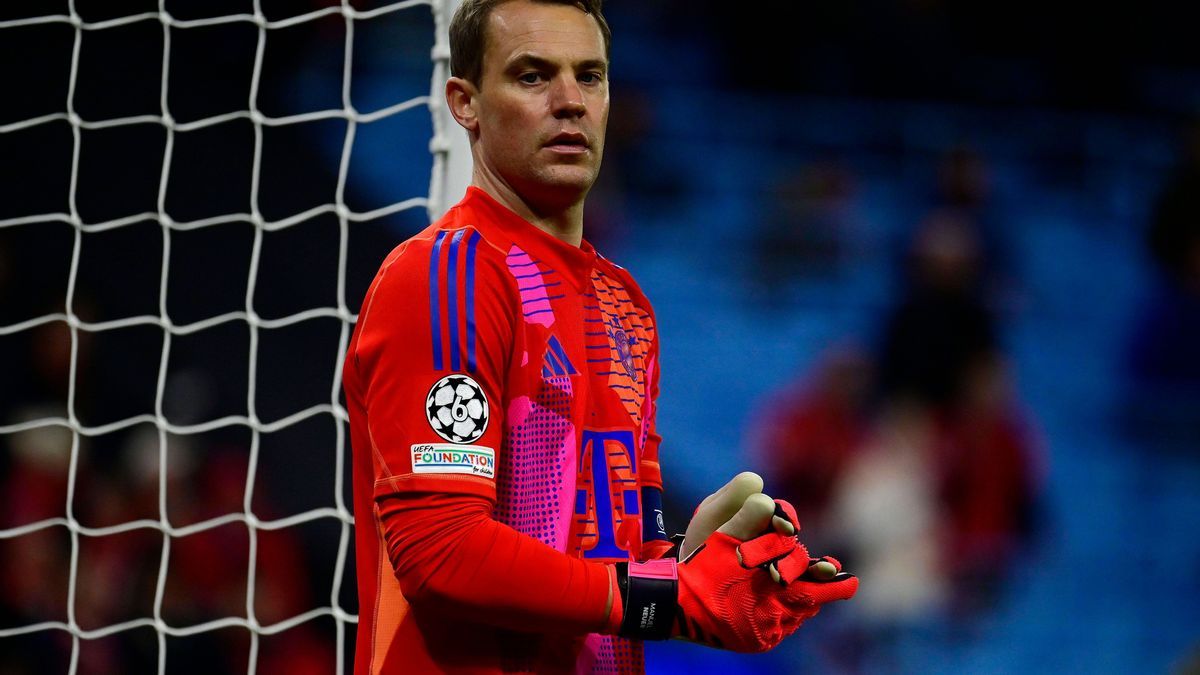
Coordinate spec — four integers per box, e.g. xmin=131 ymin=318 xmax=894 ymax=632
xmin=936 ymin=354 xmax=1042 ymax=613
xmin=754 ymin=347 xmax=873 ymax=536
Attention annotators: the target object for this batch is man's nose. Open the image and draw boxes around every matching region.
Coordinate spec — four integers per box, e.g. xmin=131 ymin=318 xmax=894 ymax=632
xmin=550 ymin=75 xmax=586 ymax=119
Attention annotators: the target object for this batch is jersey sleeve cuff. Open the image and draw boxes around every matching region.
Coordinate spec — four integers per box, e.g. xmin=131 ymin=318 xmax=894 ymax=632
xmin=638 ymin=461 xmax=663 ymax=490
xmin=603 ymin=563 xmax=624 ymax=635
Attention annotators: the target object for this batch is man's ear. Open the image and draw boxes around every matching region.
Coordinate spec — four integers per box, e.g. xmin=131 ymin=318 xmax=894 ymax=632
xmin=446 ymin=76 xmax=479 ymax=133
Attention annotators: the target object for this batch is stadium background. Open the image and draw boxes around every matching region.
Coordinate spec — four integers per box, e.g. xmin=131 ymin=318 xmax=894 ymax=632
xmin=2 ymin=0 xmax=1199 ymax=673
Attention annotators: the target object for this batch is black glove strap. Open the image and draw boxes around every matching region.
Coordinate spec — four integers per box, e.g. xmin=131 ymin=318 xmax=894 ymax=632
xmin=615 ymin=559 xmax=678 ymax=641
xmin=664 ymin=533 xmax=686 ymax=559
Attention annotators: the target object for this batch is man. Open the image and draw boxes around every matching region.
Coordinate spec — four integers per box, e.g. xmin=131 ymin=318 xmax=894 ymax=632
xmin=342 ymin=1 xmax=858 ymax=672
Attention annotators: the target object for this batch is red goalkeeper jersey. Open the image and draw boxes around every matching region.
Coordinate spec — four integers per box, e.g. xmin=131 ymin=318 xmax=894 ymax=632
xmin=344 ymin=187 xmax=665 ymax=674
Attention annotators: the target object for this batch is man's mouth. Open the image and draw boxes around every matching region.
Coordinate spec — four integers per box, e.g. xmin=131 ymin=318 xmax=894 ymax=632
xmin=545 ymin=133 xmax=589 ymax=152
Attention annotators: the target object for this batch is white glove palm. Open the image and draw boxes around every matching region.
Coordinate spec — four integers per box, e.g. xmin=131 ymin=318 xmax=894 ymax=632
xmin=679 ymin=472 xmax=796 ymax=561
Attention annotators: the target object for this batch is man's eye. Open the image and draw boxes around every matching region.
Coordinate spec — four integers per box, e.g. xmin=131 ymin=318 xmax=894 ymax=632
xmin=518 ymin=72 xmax=543 ymax=84
xmin=580 ymin=72 xmax=603 ymax=84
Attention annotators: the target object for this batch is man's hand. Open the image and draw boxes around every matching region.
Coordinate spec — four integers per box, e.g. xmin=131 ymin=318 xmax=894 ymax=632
xmin=679 ymin=472 xmax=797 ymax=560
xmin=672 ymin=494 xmax=857 ymax=652
xmin=614 ymin=477 xmax=858 ymax=653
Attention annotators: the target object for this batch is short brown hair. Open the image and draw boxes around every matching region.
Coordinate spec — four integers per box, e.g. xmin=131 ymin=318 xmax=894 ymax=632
xmin=449 ymin=0 xmax=611 ymax=86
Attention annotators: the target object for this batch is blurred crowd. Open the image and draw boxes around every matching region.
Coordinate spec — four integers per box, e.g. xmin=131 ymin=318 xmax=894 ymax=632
xmin=0 ymin=423 xmax=336 ymax=674
xmin=1126 ymin=117 xmax=1200 ymax=443
xmin=750 ymin=148 xmax=1043 ymax=667
xmin=0 ymin=278 xmax=340 ymax=673
xmin=738 ymin=113 xmax=1200 ymax=669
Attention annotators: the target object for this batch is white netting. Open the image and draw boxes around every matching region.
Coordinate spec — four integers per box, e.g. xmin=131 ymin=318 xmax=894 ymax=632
xmin=0 ymin=1 xmax=464 ymax=672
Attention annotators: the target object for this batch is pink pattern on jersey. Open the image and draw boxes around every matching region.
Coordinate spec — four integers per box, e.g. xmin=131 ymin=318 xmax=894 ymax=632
xmin=496 ymin=379 xmax=577 ymax=551
xmin=507 ymin=245 xmax=555 ymax=327
xmin=578 ymin=634 xmax=644 ymax=675
xmin=507 ymin=395 xmax=534 ymax=429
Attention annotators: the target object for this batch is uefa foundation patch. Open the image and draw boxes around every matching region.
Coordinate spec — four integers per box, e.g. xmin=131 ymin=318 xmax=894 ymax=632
xmin=410 ymin=443 xmax=495 ymax=479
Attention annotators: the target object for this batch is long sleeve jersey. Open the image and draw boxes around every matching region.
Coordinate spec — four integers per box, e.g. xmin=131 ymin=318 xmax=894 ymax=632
xmin=343 ymin=187 xmax=667 ymax=674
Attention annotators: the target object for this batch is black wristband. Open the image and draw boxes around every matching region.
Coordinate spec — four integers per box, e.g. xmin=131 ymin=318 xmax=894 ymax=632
xmin=615 ymin=559 xmax=678 ymax=641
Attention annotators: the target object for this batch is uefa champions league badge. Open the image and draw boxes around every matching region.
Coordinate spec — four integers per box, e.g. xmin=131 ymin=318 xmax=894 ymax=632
xmin=425 ymin=374 xmax=489 ymax=444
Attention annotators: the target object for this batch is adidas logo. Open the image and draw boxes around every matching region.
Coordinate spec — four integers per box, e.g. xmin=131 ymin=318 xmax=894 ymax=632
xmin=541 ymin=335 xmax=578 ymax=377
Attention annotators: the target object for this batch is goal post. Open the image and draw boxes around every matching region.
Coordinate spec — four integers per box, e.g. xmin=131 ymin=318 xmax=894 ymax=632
xmin=0 ymin=1 xmax=471 ymax=673
xmin=431 ymin=0 xmax=472 ymax=221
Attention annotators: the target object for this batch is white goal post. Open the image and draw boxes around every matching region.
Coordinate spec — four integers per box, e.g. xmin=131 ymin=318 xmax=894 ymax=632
xmin=0 ymin=1 xmax=470 ymax=673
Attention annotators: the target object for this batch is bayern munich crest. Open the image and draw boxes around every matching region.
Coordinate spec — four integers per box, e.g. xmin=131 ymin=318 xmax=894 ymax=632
xmin=610 ymin=324 xmax=637 ymax=382
xmin=425 ymin=374 xmax=489 ymax=444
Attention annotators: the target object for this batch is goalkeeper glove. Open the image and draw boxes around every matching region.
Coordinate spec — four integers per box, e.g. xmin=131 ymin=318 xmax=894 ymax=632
xmin=679 ymin=471 xmax=778 ymax=559
xmin=613 ymin=492 xmax=858 ymax=652
xmin=638 ymin=471 xmax=768 ymax=561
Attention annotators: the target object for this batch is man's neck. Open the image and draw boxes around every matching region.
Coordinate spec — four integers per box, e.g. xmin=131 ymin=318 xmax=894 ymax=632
xmin=470 ymin=170 xmax=585 ymax=248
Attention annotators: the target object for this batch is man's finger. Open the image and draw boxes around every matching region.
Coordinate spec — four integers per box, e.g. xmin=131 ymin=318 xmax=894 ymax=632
xmin=680 ymin=472 xmax=763 ymax=559
xmin=716 ymin=492 xmax=776 ymax=541
xmin=806 ymin=560 xmax=839 ymax=581
xmin=783 ymin=573 xmax=860 ymax=607
xmin=768 ymin=560 xmax=845 ymax=586
xmin=695 ymin=471 xmax=760 ymax=511
xmin=771 ymin=514 xmax=795 ymax=536
xmin=769 ymin=499 xmax=801 ymax=537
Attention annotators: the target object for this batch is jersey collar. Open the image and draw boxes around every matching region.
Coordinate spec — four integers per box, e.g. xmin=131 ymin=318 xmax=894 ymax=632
xmin=463 ymin=186 xmax=598 ymax=290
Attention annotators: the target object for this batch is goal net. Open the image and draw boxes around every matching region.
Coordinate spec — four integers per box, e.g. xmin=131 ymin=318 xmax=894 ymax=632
xmin=0 ymin=1 xmax=467 ymax=673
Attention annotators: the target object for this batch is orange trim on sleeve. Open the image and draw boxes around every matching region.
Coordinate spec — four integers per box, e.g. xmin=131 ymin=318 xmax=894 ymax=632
xmin=639 ymin=460 xmax=663 ymax=490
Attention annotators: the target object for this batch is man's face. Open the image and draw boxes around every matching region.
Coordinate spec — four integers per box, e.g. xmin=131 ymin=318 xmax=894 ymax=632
xmin=471 ymin=1 xmax=609 ymax=207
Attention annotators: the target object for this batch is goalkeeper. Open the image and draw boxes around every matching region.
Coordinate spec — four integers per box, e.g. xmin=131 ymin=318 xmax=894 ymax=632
xmin=342 ymin=1 xmax=857 ymax=672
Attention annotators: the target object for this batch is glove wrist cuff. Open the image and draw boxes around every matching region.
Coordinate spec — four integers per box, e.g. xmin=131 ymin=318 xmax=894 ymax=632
xmin=615 ymin=558 xmax=678 ymax=641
